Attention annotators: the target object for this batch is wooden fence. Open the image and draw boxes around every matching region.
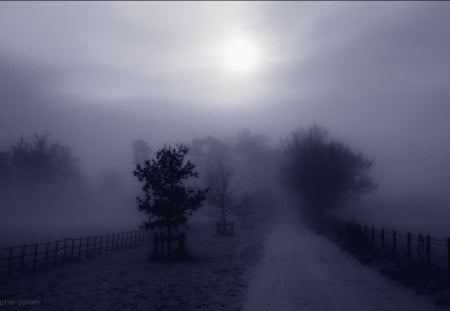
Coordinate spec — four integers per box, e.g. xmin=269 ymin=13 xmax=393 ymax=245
xmin=330 ymin=218 xmax=450 ymax=274
xmin=153 ymin=232 xmax=186 ymax=258
xmin=0 ymin=228 xmax=152 ymax=281
xmin=216 ymin=221 xmax=234 ymax=236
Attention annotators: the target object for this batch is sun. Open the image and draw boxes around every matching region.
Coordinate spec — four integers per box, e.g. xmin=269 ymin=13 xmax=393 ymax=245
xmin=222 ymin=38 xmax=261 ymax=75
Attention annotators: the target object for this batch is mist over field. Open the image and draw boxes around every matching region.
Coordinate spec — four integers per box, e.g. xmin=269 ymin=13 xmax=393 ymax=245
xmin=1 ymin=2 xmax=450 ymax=310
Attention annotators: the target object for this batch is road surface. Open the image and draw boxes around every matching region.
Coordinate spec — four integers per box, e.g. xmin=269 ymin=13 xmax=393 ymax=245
xmin=243 ymin=220 xmax=440 ymax=311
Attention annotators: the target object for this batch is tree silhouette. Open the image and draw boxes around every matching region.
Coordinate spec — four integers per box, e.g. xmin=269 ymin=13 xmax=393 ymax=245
xmin=231 ymin=129 xmax=272 ymax=167
xmin=0 ymin=151 xmax=10 ymax=193
xmin=9 ymin=132 xmax=79 ymax=187
xmin=206 ymin=162 xmax=236 ymax=233
xmin=283 ymin=124 xmax=376 ymax=220
xmin=133 ymin=144 xmax=207 ymax=255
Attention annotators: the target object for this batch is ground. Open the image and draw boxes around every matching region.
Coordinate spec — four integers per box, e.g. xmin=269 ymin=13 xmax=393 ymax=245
xmin=1 ymin=210 xmax=444 ymax=311
xmin=0 ymin=220 xmax=269 ymax=311
xmin=243 ymin=221 xmax=441 ymax=311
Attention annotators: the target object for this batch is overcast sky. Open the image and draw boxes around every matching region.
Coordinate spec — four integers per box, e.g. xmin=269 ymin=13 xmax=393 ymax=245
xmin=1 ymin=2 xmax=449 ymax=197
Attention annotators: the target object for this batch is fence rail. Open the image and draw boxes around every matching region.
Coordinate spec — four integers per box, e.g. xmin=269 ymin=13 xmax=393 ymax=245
xmin=0 ymin=229 xmax=152 ymax=281
xmin=329 ymin=217 xmax=450 ymax=274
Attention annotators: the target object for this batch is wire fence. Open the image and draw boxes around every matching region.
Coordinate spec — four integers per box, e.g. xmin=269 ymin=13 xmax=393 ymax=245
xmin=329 ymin=217 xmax=450 ymax=274
xmin=0 ymin=228 xmax=152 ymax=282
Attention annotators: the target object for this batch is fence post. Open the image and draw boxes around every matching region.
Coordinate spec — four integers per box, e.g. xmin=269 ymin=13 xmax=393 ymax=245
xmin=32 ymin=244 xmax=38 ymax=272
xmin=93 ymin=236 xmax=97 ymax=257
xmin=393 ymin=230 xmax=397 ymax=254
xmin=106 ymin=235 xmax=109 ymax=254
xmin=86 ymin=237 xmax=90 ymax=258
xmin=54 ymin=241 xmax=59 ymax=264
xmin=418 ymin=234 xmax=423 ymax=263
xmin=21 ymin=245 xmax=26 ymax=271
xmin=44 ymin=243 xmax=50 ymax=268
xmin=71 ymin=239 xmax=74 ymax=260
xmin=407 ymin=233 xmax=412 ymax=261
xmin=78 ymin=238 xmax=82 ymax=259
xmin=7 ymin=246 xmax=13 ymax=280
xmin=371 ymin=227 xmax=375 ymax=246
xmin=63 ymin=238 xmax=67 ymax=261
xmin=381 ymin=228 xmax=385 ymax=250
xmin=426 ymin=235 xmax=430 ymax=265
xmin=102 ymin=235 xmax=104 ymax=253
xmin=447 ymin=238 xmax=450 ymax=275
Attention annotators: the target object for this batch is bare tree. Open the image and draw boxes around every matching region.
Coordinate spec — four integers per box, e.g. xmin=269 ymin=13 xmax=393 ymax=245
xmin=206 ymin=162 xmax=236 ymax=230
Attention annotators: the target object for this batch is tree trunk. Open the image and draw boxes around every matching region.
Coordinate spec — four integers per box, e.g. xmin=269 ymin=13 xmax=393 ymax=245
xmin=167 ymin=225 xmax=172 ymax=256
xmin=221 ymin=204 xmax=226 ymax=224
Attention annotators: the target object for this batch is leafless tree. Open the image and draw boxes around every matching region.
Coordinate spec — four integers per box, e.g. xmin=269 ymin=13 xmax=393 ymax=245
xmin=206 ymin=162 xmax=236 ymax=225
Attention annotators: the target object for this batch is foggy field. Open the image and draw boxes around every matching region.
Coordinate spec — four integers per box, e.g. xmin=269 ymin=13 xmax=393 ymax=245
xmin=0 ymin=217 xmax=139 ymax=248
xmin=2 ymin=2 xmax=450 ymax=310
xmin=0 ymin=219 xmax=269 ymax=311
xmin=1 ymin=212 xmax=441 ymax=311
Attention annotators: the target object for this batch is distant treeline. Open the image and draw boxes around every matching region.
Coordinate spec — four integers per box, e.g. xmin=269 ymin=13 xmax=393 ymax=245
xmin=1 ymin=125 xmax=376 ymax=223
xmin=0 ymin=132 xmax=80 ymax=191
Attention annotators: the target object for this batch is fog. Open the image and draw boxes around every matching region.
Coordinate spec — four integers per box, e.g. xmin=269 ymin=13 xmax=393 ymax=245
xmin=1 ymin=2 xmax=450 ymax=244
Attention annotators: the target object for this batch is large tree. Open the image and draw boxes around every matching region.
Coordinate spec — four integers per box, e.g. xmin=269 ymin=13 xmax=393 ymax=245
xmin=133 ymin=144 xmax=207 ymax=254
xmin=283 ymin=124 xmax=376 ymax=219
xmin=0 ymin=151 xmax=10 ymax=186
xmin=9 ymin=132 xmax=79 ymax=187
xmin=188 ymin=136 xmax=234 ymax=176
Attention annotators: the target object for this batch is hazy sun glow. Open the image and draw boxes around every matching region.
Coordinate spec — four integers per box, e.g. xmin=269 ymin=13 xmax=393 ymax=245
xmin=222 ymin=38 xmax=262 ymax=75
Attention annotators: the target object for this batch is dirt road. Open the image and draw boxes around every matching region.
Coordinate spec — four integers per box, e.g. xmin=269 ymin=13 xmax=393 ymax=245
xmin=243 ymin=220 xmax=440 ymax=311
